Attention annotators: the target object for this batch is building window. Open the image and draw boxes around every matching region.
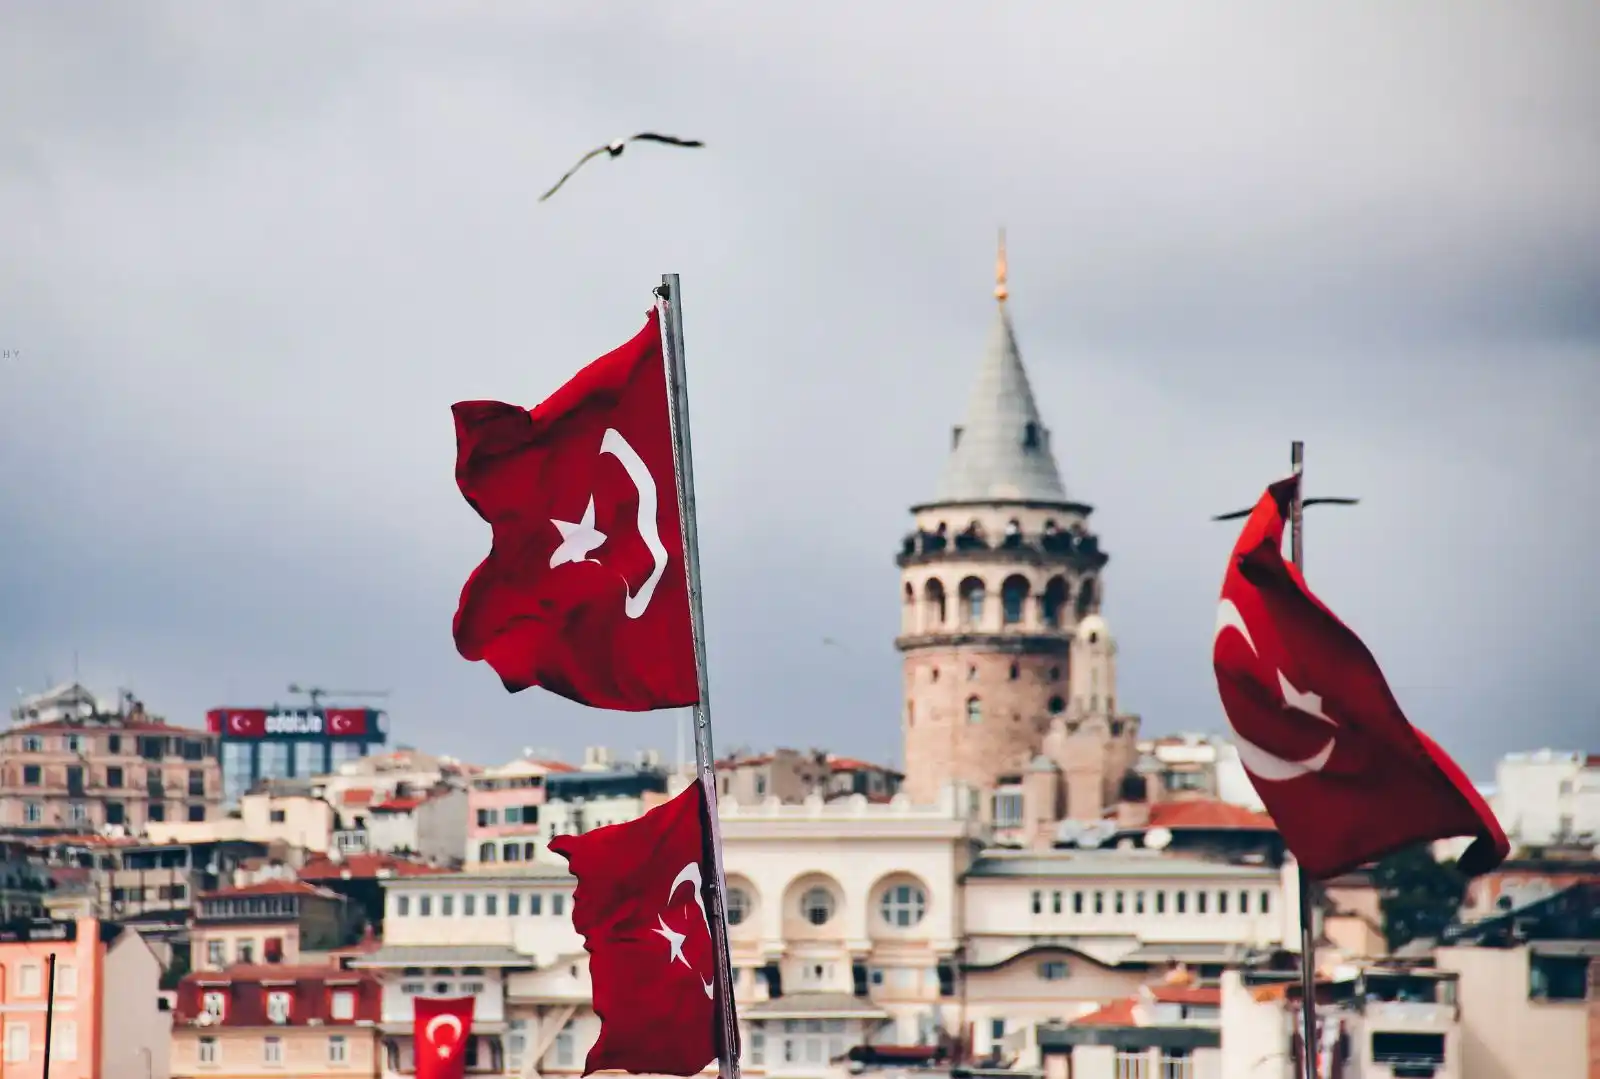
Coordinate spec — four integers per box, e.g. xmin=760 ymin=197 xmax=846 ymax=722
xmin=56 ymin=964 xmax=77 ymax=996
xmin=1030 ymin=890 xmax=1042 ymax=915
xmin=1115 ymin=891 xmax=1125 ymax=914
xmin=328 ymin=1035 xmax=348 ymax=1065
xmin=18 ymin=965 xmax=41 ymax=996
xmin=528 ymin=893 xmax=543 ymax=916
xmin=507 ymin=893 xmax=521 ymax=916
xmin=554 ymin=1024 xmax=576 ymax=1068
xmin=1218 ymin=891 xmax=1229 ymax=914
xmin=993 ymin=787 xmax=1023 ymax=827
xmin=1160 ymin=1049 xmax=1192 ymax=1078
xmin=1135 ymin=891 xmax=1146 ymax=914
xmin=441 ymin=895 xmax=455 ymax=917
xmin=105 ymin=801 xmax=126 ymax=825
xmin=503 ymin=842 xmax=521 ymax=862
xmin=23 ymin=802 xmax=42 ymax=824
xmin=1038 ymin=961 xmax=1069 ymax=981
xmin=263 ymin=1037 xmax=283 ymax=1066
xmin=1073 ymin=891 xmax=1084 ymax=914
xmin=21 ymin=735 xmax=43 ymax=752
xmin=780 ymin=1018 xmax=848 ymax=1064
xmin=51 ymin=1021 xmax=77 ymax=1061
xmin=236 ymin=940 xmax=255 ymax=964
xmin=1196 ymin=892 xmax=1208 ymax=914
xmin=206 ymin=941 xmax=226 ymax=969
xmin=1001 ymin=577 xmax=1028 ymax=625
xmin=202 ymin=991 xmax=227 ymax=1020
xmin=800 ymin=887 xmax=836 ymax=926
xmin=1260 ymin=890 xmax=1271 ymax=914
xmin=463 ymin=895 xmax=477 ymax=916
xmin=3 ymin=1024 xmax=26 ymax=1063
xmin=748 ymin=1025 xmax=765 ymax=1066
xmin=198 ymin=1037 xmax=218 ymax=1065
xmin=1155 ymin=891 xmax=1166 ymax=914
xmin=269 ymin=808 xmax=286 ymax=823
xmin=1240 ymin=890 xmax=1250 ymax=914
xmin=331 ymin=991 xmax=355 ymax=1020
xmin=965 ymin=697 xmax=982 ymax=725
xmin=1094 ymin=891 xmax=1105 ymax=915
xmin=188 ymin=804 xmax=206 ymax=822
xmin=725 ymin=887 xmax=750 ymax=926
xmin=1052 ymin=891 xmax=1063 ymax=914
xmin=22 ymin=764 xmax=41 ymax=785
xmin=485 ymin=895 xmax=498 ymax=916
xmin=478 ymin=842 xmax=496 ymax=863
xmin=523 ymin=841 xmax=536 ymax=860
xmin=1115 ymin=1049 xmax=1150 ymax=1079
xmin=552 ymin=893 xmax=566 ymax=916
xmin=880 ymin=883 xmax=927 ymax=928
xmin=1529 ymin=955 xmax=1591 ymax=1000
xmin=1176 ymin=892 xmax=1188 ymax=914
xmin=266 ymin=991 xmax=291 ymax=1024
xmin=396 ymin=895 xmax=411 ymax=917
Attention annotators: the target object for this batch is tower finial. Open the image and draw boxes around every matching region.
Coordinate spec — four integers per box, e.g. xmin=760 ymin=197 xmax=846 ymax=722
xmin=994 ymin=227 xmax=1009 ymax=302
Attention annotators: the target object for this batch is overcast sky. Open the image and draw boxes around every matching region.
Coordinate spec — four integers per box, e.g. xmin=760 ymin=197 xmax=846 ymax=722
xmin=2 ymin=2 xmax=1596 ymax=782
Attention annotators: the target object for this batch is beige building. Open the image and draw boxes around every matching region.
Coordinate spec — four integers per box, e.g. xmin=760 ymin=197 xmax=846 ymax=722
xmin=0 ymin=684 xmax=222 ymax=835
xmin=147 ymin=790 xmax=337 ymax=853
xmin=713 ymin=749 xmax=903 ymax=807
xmin=192 ymin=878 xmax=357 ymax=970
xmin=896 ymin=243 xmax=1139 ymax=824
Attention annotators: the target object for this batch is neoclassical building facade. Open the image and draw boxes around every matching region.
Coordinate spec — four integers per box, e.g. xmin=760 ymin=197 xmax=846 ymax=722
xmin=898 ymin=236 xmax=1140 ymax=824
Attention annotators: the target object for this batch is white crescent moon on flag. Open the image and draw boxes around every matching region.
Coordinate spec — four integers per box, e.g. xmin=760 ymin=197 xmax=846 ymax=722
xmin=669 ymin=861 xmax=715 ymax=999
xmin=424 ymin=1014 xmax=463 ymax=1057
xmin=600 ymin=428 xmax=669 ymax=620
xmin=1214 ymin=599 xmax=1337 ymax=782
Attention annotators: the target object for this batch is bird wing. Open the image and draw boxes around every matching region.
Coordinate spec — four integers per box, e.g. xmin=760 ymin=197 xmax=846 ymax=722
xmin=538 ymin=145 xmax=610 ymax=202
xmin=628 ymin=132 xmax=705 ymax=148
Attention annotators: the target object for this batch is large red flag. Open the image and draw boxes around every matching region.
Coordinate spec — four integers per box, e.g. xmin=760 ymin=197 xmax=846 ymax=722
xmin=413 ymin=996 xmax=475 ymax=1079
xmin=1212 ymin=475 xmax=1509 ymax=879
xmin=452 ymin=309 xmax=697 ymax=710
xmin=550 ymin=783 xmax=733 ymax=1076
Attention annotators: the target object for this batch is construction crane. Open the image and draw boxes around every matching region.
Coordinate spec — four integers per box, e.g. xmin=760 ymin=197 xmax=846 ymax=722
xmin=286 ymin=684 xmax=391 ymax=710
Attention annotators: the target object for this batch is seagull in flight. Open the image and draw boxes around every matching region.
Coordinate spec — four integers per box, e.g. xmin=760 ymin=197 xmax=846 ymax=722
xmin=538 ymin=132 xmax=706 ymax=202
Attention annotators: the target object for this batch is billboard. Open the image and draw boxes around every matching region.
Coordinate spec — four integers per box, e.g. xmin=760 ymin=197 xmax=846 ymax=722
xmin=205 ymin=707 xmax=385 ymax=739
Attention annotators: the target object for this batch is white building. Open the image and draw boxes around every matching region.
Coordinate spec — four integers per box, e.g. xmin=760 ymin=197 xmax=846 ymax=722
xmin=1488 ymin=749 xmax=1600 ymax=847
xmin=363 ymin=788 xmax=469 ymax=865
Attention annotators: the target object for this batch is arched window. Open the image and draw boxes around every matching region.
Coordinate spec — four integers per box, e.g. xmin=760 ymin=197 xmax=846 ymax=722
xmin=923 ymin=579 xmax=947 ymax=628
xmin=1077 ymin=577 xmax=1097 ymax=617
xmin=902 ymin=582 xmax=917 ymax=634
xmin=966 ymin=697 xmax=982 ymax=725
xmin=879 ymin=883 xmax=928 ymax=928
xmin=800 ymin=887 xmax=836 ymax=926
xmin=959 ymin=578 xmax=985 ymax=627
xmin=725 ymin=887 xmax=751 ymax=926
xmin=1042 ymin=577 xmax=1069 ymax=628
xmin=1001 ymin=576 xmax=1030 ymax=625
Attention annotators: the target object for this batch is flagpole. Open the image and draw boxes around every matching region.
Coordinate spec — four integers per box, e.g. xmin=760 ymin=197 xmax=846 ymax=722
xmin=1289 ymin=440 xmax=1317 ymax=1079
xmin=656 ymin=274 xmax=742 ymax=1079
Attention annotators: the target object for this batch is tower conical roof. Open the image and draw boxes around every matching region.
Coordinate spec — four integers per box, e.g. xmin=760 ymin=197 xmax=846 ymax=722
xmin=934 ymin=239 xmax=1068 ymax=503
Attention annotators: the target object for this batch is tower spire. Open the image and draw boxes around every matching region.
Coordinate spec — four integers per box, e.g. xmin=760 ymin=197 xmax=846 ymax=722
xmin=994 ymin=227 xmax=1009 ymax=303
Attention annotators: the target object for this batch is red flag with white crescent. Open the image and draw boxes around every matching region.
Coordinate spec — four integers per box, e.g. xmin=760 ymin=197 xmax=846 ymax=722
xmin=414 ymin=996 xmax=475 ymax=1079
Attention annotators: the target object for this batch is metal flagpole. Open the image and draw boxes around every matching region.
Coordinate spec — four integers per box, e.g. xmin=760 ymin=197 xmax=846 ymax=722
xmin=1288 ymin=440 xmax=1317 ymax=1079
xmin=655 ymin=274 xmax=742 ymax=1079
xmin=42 ymin=952 xmax=57 ymax=1079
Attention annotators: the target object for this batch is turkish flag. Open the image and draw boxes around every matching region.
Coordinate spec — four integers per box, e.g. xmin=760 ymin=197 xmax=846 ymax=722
xmin=452 ymin=309 xmax=698 ymax=710
xmin=550 ymin=782 xmax=734 ymax=1076
xmin=218 ymin=709 xmax=267 ymax=738
xmin=1213 ymin=475 xmax=1509 ymax=880
xmin=413 ymin=996 xmax=475 ymax=1079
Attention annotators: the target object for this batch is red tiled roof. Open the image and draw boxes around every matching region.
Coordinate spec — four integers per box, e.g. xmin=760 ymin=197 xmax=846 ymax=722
xmin=1149 ymin=985 xmax=1221 ymax=1006
xmin=9 ymin=718 xmax=212 ymax=736
xmin=525 ymin=759 xmax=577 ymax=773
xmin=201 ymin=879 xmax=332 ymax=900
xmin=716 ymin=755 xmax=775 ymax=770
xmin=1073 ymin=998 xmax=1139 ymax=1026
xmin=827 ymin=755 xmax=904 ymax=776
xmin=341 ymin=788 xmax=375 ymax=806
xmin=299 ymin=853 xmax=448 ymax=881
xmin=1146 ymin=800 xmax=1276 ymax=831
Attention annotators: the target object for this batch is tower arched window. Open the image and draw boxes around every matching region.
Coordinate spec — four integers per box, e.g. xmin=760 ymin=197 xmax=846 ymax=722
xmin=1001 ymin=576 xmax=1030 ymax=625
xmin=966 ymin=697 xmax=982 ymax=725
xmin=1042 ymin=577 xmax=1069 ymax=628
xmin=959 ymin=578 xmax=985 ymax=627
xmin=1023 ymin=422 xmax=1040 ymax=450
xmin=1076 ymin=577 xmax=1097 ymax=617
xmin=923 ymin=579 xmax=947 ymax=628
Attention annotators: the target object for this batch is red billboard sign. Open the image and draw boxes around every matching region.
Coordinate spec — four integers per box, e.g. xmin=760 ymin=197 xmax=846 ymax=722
xmin=206 ymin=707 xmax=379 ymax=739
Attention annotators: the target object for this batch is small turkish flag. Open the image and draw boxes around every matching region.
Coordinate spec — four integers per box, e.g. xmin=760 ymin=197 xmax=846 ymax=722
xmin=1213 ymin=475 xmax=1509 ymax=879
xmin=451 ymin=308 xmax=697 ymax=711
xmin=413 ymin=996 xmax=474 ymax=1079
xmin=550 ymin=783 xmax=733 ymax=1076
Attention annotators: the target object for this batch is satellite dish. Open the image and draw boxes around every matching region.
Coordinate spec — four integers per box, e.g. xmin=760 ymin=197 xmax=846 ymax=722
xmin=1055 ymin=820 xmax=1084 ymax=847
xmin=1145 ymin=827 xmax=1173 ymax=851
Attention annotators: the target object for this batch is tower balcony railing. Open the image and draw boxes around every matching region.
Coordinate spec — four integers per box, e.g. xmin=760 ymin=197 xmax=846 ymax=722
xmin=897 ymin=527 xmax=1105 ymax=568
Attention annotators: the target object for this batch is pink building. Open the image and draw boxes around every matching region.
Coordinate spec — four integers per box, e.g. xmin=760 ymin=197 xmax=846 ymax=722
xmin=465 ymin=758 xmax=572 ymax=867
xmin=0 ymin=917 xmax=168 ymax=1079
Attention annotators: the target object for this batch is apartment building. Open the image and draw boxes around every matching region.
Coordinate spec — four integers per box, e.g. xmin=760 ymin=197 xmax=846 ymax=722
xmin=0 ymin=916 xmax=169 ymax=1079
xmin=191 ymin=879 xmax=358 ymax=971
xmin=0 ymin=684 xmax=221 ymax=836
xmin=170 ymin=962 xmax=383 ymax=1079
